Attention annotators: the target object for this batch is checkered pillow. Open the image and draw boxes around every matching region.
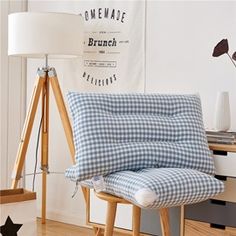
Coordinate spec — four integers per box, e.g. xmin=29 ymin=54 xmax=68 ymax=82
xmin=66 ymin=93 xmax=214 ymax=181
xmin=81 ymin=168 xmax=224 ymax=209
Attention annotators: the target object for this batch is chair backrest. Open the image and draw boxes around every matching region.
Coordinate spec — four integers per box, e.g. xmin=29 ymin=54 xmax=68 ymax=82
xmin=66 ymin=92 xmax=214 ymax=181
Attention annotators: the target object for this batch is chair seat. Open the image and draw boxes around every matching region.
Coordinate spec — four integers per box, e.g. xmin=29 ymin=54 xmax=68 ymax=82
xmin=82 ymin=168 xmax=224 ymax=209
xmin=95 ymin=191 xmax=130 ymax=204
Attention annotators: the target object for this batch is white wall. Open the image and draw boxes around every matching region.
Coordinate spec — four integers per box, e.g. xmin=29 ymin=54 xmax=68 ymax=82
xmin=146 ymin=1 xmax=236 ymax=130
xmin=25 ymin=0 xmax=236 ymax=227
xmin=0 ymin=0 xmax=27 ymax=189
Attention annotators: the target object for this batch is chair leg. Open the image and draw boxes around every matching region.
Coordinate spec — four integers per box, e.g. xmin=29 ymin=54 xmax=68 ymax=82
xmin=159 ymin=208 xmax=171 ymax=236
xmin=132 ymin=205 xmax=141 ymax=236
xmin=93 ymin=227 xmax=103 ymax=236
xmin=104 ymin=202 xmax=117 ymax=236
xmin=180 ymin=205 xmax=185 ymax=236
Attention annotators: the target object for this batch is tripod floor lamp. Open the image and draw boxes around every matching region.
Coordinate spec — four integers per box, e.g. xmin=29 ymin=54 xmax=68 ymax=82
xmin=8 ymin=12 xmax=84 ymax=223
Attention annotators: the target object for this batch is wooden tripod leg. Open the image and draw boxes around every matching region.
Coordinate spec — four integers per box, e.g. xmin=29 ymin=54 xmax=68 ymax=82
xmin=49 ymin=75 xmax=75 ymax=163
xmin=41 ymin=76 xmax=49 ymax=224
xmin=11 ymin=75 xmax=45 ymax=189
xmin=81 ymin=186 xmax=88 ymax=202
xmin=159 ymin=208 xmax=171 ymax=236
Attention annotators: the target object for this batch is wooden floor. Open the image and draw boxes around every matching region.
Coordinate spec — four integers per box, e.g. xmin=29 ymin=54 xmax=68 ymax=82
xmin=37 ymin=219 xmax=94 ymax=236
xmin=37 ymin=219 xmax=236 ymax=236
xmin=37 ymin=219 xmax=124 ymax=236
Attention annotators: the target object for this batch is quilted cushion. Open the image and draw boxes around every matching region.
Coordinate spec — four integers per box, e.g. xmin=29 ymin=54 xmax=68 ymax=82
xmin=81 ymin=168 xmax=224 ymax=209
xmin=66 ymin=92 xmax=214 ymax=181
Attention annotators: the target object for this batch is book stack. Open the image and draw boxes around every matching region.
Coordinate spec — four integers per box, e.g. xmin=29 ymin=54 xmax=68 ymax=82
xmin=206 ymin=131 xmax=236 ymax=144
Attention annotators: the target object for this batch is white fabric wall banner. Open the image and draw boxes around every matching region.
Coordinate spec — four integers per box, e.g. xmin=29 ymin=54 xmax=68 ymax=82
xmin=75 ymin=1 xmax=145 ymax=93
xmin=28 ymin=1 xmax=145 ymax=93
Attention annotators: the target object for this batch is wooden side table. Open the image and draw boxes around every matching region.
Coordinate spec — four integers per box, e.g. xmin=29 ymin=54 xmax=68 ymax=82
xmin=182 ymin=143 xmax=236 ymax=236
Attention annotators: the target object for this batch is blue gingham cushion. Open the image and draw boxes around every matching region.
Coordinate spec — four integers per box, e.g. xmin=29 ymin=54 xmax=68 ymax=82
xmin=66 ymin=93 xmax=214 ymax=181
xmin=81 ymin=168 xmax=224 ymax=209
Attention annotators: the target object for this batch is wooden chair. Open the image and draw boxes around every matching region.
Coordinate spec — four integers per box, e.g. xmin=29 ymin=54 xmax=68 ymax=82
xmin=68 ymin=94 xmax=221 ymax=236
xmin=90 ymin=191 xmax=172 ymax=236
xmin=86 ymin=143 xmax=221 ymax=236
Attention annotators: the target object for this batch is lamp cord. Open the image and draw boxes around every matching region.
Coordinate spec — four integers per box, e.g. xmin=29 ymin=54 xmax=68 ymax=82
xmin=32 ymin=114 xmax=43 ymax=192
xmin=31 ymin=89 xmax=65 ymax=191
xmin=32 ymin=89 xmax=46 ymax=192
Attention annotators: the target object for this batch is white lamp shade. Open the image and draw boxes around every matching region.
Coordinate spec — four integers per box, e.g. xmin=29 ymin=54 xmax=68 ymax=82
xmin=8 ymin=12 xmax=84 ymax=58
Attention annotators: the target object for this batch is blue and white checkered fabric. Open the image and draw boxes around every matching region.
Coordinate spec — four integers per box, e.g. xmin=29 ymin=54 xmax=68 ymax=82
xmin=81 ymin=168 xmax=224 ymax=209
xmin=65 ymin=93 xmax=214 ymax=181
